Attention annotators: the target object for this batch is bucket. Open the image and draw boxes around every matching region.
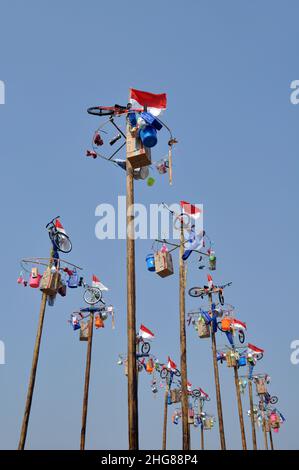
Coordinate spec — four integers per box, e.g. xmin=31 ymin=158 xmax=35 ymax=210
xmin=146 ymin=254 xmax=155 ymax=271
xmin=139 ymin=125 xmax=157 ymax=148
xmin=221 ymin=317 xmax=232 ymax=331
xmin=238 ymin=356 xmax=247 ymax=367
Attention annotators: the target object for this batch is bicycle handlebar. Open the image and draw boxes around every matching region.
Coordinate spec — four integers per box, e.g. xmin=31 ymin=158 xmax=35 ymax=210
xmin=46 ymin=216 xmax=60 ymax=229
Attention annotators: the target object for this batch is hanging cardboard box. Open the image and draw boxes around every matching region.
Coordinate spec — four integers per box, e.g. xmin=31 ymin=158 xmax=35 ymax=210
xmin=80 ymin=322 xmax=89 ymax=341
xmin=126 ymin=131 xmax=151 ymax=169
xmin=188 ymin=409 xmax=194 ymax=424
xmin=154 ymin=251 xmax=174 ymax=278
xmin=256 ymin=378 xmax=267 ymax=395
xmin=170 ymin=388 xmax=181 ymax=404
xmin=197 ymin=318 xmax=210 ymax=338
xmin=40 ymin=267 xmax=61 ymax=296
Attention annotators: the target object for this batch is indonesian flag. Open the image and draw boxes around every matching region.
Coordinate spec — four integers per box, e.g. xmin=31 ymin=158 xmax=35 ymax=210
xmin=247 ymin=343 xmax=264 ymax=355
xmin=187 ymin=381 xmax=192 ymax=392
xmin=207 ymin=274 xmax=214 ymax=289
xmin=167 ymin=356 xmax=177 ymax=371
xmin=139 ymin=324 xmax=155 ymax=340
xmin=130 ymin=88 xmax=167 ymax=117
xmin=180 ymin=201 xmax=202 ymax=220
xmin=55 ymin=219 xmax=66 ymax=235
xmin=232 ymin=319 xmax=247 ymax=330
xmin=92 ymin=274 xmax=108 ymax=291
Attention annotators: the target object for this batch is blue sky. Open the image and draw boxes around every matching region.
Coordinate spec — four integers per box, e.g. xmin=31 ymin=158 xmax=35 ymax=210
xmin=0 ymin=0 xmax=299 ymax=450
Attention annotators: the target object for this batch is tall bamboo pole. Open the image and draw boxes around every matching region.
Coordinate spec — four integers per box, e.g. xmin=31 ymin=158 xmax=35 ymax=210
xmin=162 ymin=386 xmax=169 ymax=450
xmin=80 ymin=311 xmax=94 ymax=450
xmin=18 ymin=292 xmax=48 ymax=450
xmin=263 ymin=412 xmax=269 ymax=450
xmin=269 ymin=429 xmax=274 ymax=450
xmin=126 ymin=123 xmax=139 ymax=450
xmin=179 ymin=219 xmax=190 ymax=450
xmin=233 ymin=364 xmax=247 ymax=450
xmin=199 ymin=399 xmax=204 ymax=450
xmin=248 ymin=378 xmax=257 ymax=449
xmin=209 ymin=294 xmax=226 ymax=450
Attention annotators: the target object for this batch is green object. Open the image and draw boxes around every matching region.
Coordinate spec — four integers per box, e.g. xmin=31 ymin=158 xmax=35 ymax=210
xmin=147 ymin=177 xmax=155 ymax=186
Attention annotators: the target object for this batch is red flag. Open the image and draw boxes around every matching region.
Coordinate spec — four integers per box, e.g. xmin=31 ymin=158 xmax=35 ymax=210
xmin=139 ymin=324 xmax=155 ymax=340
xmin=247 ymin=343 xmax=264 ymax=354
xmin=180 ymin=201 xmax=202 ymax=220
xmin=167 ymin=356 xmax=177 ymax=370
xmin=55 ymin=219 xmax=66 ymax=234
xmin=130 ymin=88 xmax=167 ymax=109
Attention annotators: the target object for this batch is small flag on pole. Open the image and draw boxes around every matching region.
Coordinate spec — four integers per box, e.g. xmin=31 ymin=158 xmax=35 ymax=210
xmin=247 ymin=343 xmax=264 ymax=355
xmin=55 ymin=219 xmax=67 ymax=235
xmin=180 ymin=201 xmax=202 ymax=220
xmin=232 ymin=319 xmax=247 ymax=330
xmin=92 ymin=274 xmax=108 ymax=291
xmin=130 ymin=88 xmax=167 ymax=116
xmin=167 ymin=356 xmax=177 ymax=371
xmin=139 ymin=324 xmax=155 ymax=340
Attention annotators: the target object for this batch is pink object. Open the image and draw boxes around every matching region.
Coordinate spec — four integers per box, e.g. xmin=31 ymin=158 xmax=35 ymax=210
xmin=17 ymin=276 xmax=23 ymax=284
xmin=29 ymin=273 xmax=42 ymax=288
xmin=86 ymin=150 xmax=97 ymax=159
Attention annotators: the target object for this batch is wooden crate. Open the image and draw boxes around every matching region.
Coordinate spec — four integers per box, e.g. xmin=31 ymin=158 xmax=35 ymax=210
xmin=154 ymin=251 xmax=174 ymax=278
xmin=126 ymin=130 xmax=151 ymax=169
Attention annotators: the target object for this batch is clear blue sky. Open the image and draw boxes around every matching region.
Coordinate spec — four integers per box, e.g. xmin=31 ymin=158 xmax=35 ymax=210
xmin=0 ymin=0 xmax=298 ymax=450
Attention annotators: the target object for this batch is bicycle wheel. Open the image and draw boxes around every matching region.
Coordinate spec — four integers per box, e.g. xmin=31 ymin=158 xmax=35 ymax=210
xmin=192 ymin=389 xmax=201 ymax=398
xmin=256 ymin=353 xmax=264 ymax=361
xmin=141 ymin=342 xmax=151 ymax=355
xmin=174 ymin=369 xmax=181 ymax=377
xmin=238 ymin=330 xmax=245 ymax=344
xmin=217 ymin=321 xmax=225 ymax=332
xmin=53 ymin=232 xmax=72 ymax=253
xmin=218 ymin=291 xmax=225 ymax=305
xmin=83 ymin=287 xmax=102 ymax=305
xmin=87 ymin=105 xmax=127 ymax=116
xmin=160 ymin=368 xmax=168 ymax=380
xmin=270 ymin=396 xmax=278 ymax=405
xmin=188 ymin=287 xmax=204 ymax=298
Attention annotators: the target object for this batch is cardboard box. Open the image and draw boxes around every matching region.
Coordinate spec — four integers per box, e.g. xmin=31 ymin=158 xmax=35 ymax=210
xmin=154 ymin=251 xmax=174 ymax=278
xmin=126 ymin=131 xmax=151 ymax=169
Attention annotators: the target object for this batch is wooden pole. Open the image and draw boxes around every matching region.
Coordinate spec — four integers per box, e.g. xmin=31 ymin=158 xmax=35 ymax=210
xmin=179 ymin=219 xmax=190 ymax=450
xmin=269 ymin=429 xmax=274 ymax=450
xmin=126 ymin=122 xmax=139 ymax=450
xmin=209 ymin=294 xmax=226 ymax=450
xmin=263 ymin=413 xmax=269 ymax=450
xmin=233 ymin=364 xmax=247 ymax=450
xmin=199 ymin=400 xmax=204 ymax=450
xmin=80 ymin=311 xmax=94 ymax=450
xmin=248 ymin=378 xmax=257 ymax=450
xmin=162 ymin=386 xmax=168 ymax=450
xmin=18 ymin=292 xmax=48 ymax=450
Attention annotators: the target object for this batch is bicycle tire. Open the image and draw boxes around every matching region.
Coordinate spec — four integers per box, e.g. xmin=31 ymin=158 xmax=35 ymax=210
xmin=256 ymin=353 xmax=264 ymax=361
xmin=141 ymin=342 xmax=151 ymax=355
xmin=188 ymin=287 xmax=205 ymax=298
xmin=160 ymin=368 xmax=168 ymax=380
xmin=174 ymin=369 xmax=181 ymax=377
xmin=83 ymin=286 xmax=102 ymax=305
xmin=87 ymin=105 xmax=127 ymax=117
xmin=218 ymin=291 xmax=225 ymax=305
xmin=238 ymin=330 xmax=245 ymax=344
xmin=53 ymin=232 xmax=72 ymax=253
xmin=192 ymin=389 xmax=201 ymax=398
xmin=217 ymin=321 xmax=225 ymax=332
xmin=270 ymin=396 xmax=278 ymax=405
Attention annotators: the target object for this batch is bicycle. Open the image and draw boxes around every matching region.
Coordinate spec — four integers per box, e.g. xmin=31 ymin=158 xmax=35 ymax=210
xmin=217 ymin=318 xmax=246 ymax=344
xmin=160 ymin=365 xmax=181 ymax=381
xmin=136 ymin=336 xmax=151 ymax=355
xmin=79 ymin=278 xmax=103 ymax=305
xmin=189 ymin=282 xmax=232 ymax=305
xmin=46 ymin=216 xmax=72 ymax=254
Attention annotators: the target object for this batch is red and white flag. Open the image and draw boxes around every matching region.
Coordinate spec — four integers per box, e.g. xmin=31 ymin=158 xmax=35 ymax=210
xmin=139 ymin=324 xmax=155 ymax=340
xmin=180 ymin=201 xmax=202 ymax=220
xmin=232 ymin=319 xmax=247 ymax=330
xmin=247 ymin=343 xmax=264 ymax=355
xmin=167 ymin=356 xmax=177 ymax=371
xmin=55 ymin=219 xmax=66 ymax=235
xmin=92 ymin=274 xmax=108 ymax=291
xmin=207 ymin=274 xmax=214 ymax=289
xmin=130 ymin=88 xmax=167 ymax=117
xmin=187 ymin=381 xmax=192 ymax=392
